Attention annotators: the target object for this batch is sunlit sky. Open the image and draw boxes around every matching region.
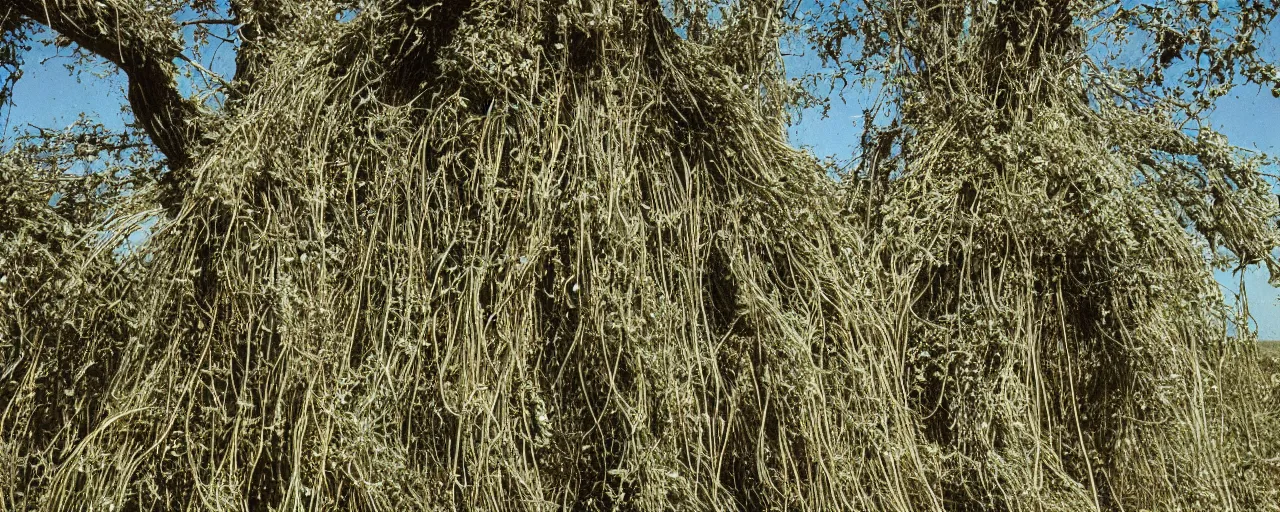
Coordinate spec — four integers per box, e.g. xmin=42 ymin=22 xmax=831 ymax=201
xmin=3 ymin=13 xmax=1278 ymax=339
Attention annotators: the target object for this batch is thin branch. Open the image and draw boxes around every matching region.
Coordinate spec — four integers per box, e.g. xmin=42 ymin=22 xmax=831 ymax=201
xmin=175 ymin=52 xmax=238 ymax=95
xmin=180 ymin=18 xmax=239 ymax=27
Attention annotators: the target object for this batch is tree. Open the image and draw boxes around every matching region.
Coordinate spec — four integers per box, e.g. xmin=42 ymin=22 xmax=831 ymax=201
xmin=1 ymin=0 xmax=1278 ymax=510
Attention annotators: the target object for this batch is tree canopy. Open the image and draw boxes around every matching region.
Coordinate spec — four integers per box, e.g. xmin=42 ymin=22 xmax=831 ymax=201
xmin=2 ymin=1 xmax=1279 ymax=510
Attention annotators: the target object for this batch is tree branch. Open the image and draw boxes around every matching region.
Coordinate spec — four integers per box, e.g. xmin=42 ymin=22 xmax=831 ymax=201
xmin=228 ymin=0 xmax=291 ymax=90
xmin=179 ymin=18 xmax=238 ymax=27
xmin=11 ymin=0 xmax=204 ymax=169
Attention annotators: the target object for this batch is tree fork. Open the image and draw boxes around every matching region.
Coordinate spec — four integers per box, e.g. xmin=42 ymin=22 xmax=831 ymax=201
xmin=10 ymin=0 xmax=205 ymax=170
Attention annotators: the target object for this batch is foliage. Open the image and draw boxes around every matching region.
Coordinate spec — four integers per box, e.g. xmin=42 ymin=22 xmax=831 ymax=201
xmin=1 ymin=0 xmax=1279 ymax=510
xmin=0 ymin=9 xmax=31 ymax=109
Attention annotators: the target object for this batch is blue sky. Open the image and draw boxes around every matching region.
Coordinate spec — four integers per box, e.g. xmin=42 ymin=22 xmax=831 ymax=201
xmin=1204 ymin=86 xmax=1280 ymax=339
xmin=3 ymin=15 xmax=1278 ymax=339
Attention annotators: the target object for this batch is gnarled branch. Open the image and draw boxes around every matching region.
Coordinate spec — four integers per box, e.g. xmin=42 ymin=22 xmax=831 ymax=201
xmin=11 ymin=0 xmax=204 ymax=169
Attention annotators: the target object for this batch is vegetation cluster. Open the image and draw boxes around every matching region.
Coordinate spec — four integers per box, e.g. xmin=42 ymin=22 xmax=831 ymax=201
xmin=2 ymin=0 xmax=1280 ymax=510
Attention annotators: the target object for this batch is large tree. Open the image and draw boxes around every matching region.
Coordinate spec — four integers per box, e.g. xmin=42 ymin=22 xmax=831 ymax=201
xmin=1 ymin=0 xmax=1279 ymax=510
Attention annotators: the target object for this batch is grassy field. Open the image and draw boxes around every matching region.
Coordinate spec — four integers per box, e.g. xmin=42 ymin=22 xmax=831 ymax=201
xmin=1262 ymin=340 xmax=1280 ymax=358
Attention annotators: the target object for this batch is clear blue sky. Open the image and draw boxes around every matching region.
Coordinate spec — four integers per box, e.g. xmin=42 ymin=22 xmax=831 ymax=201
xmin=3 ymin=17 xmax=1278 ymax=339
